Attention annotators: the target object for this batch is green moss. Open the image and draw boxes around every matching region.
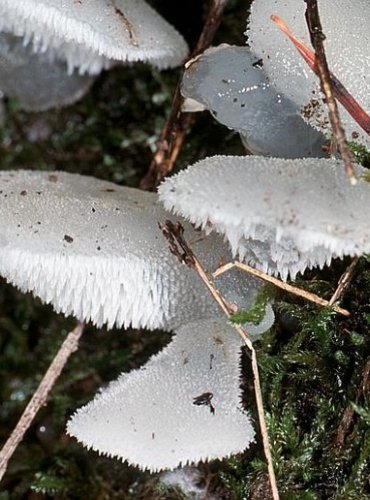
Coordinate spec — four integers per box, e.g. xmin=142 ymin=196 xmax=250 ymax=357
xmin=220 ymin=261 xmax=370 ymax=498
xmin=348 ymin=141 xmax=370 ymax=169
xmin=230 ymin=286 xmax=275 ymax=325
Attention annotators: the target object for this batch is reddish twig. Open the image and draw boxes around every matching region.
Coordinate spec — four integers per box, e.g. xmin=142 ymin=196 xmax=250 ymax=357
xmin=140 ymin=0 xmax=229 ymax=191
xmin=160 ymin=220 xmax=280 ymax=500
xmin=305 ymin=0 xmax=356 ymax=184
xmin=0 ymin=322 xmax=85 ymax=482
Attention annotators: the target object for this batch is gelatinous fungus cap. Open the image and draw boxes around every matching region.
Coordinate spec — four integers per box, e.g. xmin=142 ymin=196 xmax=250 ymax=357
xmin=159 ymin=155 xmax=370 ymax=280
xmin=0 ymin=32 xmax=94 ymax=111
xmin=182 ymin=44 xmax=326 ymax=158
xmin=0 ymin=0 xmax=189 ymax=74
xmin=247 ymin=0 xmax=370 ymax=148
xmin=0 ymin=170 xmax=266 ymax=330
xmin=67 ymin=317 xmax=255 ymax=471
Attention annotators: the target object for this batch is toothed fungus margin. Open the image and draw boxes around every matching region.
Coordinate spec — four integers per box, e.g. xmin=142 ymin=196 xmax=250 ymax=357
xmin=0 ymin=0 xmax=189 ymax=75
xmin=0 ymin=32 xmax=95 ymax=111
xmin=159 ymin=155 xmax=370 ymax=280
xmin=67 ymin=317 xmax=255 ymax=472
xmin=0 ymin=169 xmax=267 ymax=330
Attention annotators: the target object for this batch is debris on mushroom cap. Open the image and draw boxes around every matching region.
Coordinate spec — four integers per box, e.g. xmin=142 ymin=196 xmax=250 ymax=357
xmin=159 ymin=155 xmax=370 ymax=280
xmin=0 ymin=32 xmax=95 ymax=111
xmin=0 ymin=170 xmax=266 ymax=330
xmin=181 ymin=44 xmax=326 ymax=158
xmin=67 ymin=317 xmax=255 ymax=472
xmin=0 ymin=0 xmax=189 ymax=74
xmin=247 ymin=0 xmax=370 ymax=148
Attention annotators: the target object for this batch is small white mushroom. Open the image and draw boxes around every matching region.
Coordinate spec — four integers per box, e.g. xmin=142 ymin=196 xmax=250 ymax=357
xmin=0 ymin=0 xmax=189 ymax=75
xmin=159 ymin=155 xmax=370 ymax=280
xmin=0 ymin=33 xmax=94 ymax=111
xmin=67 ymin=317 xmax=255 ymax=472
xmin=247 ymin=0 xmax=370 ymax=147
xmin=0 ymin=169 xmax=266 ymax=329
xmin=181 ymin=44 xmax=326 ymax=158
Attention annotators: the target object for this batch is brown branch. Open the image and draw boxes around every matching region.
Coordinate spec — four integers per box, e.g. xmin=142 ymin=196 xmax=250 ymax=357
xmin=328 ymin=256 xmax=359 ymax=306
xmin=0 ymin=322 xmax=85 ymax=482
xmin=160 ymin=220 xmax=280 ymax=500
xmin=213 ymin=261 xmax=350 ymax=317
xmin=140 ymin=0 xmax=229 ymax=191
xmin=304 ymin=0 xmax=357 ymax=184
xmin=335 ymin=356 xmax=370 ymax=446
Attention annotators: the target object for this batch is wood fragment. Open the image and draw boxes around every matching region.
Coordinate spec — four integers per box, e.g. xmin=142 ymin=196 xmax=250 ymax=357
xmin=335 ymin=357 xmax=370 ymax=446
xmin=140 ymin=0 xmax=229 ymax=190
xmin=328 ymin=257 xmax=359 ymax=306
xmin=304 ymin=0 xmax=357 ymax=184
xmin=0 ymin=322 xmax=85 ymax=482
xmin=160 ymin=220 xmax=280 ymax=500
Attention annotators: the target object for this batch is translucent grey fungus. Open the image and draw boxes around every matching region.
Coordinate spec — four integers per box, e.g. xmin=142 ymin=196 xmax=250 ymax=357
xmin=0 ymin=169 xmax=267 ymax=330
xmin=67 ymin=317 xmax=255 ymax=472
xmin=0 ymin=32 xmax=94 ymax=111
xmin=248 ymin=0 xmax=370 ymax=148
xmin=0 ymin=0 xmax=189 ymax=75
xmin=159 ymin=155 xmax=370 ymax=280
xmin=181 ymin=44 xmax=326 ymax=158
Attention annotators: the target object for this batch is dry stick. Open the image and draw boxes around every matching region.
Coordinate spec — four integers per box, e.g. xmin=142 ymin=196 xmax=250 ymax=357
xmin=335 ymin=356 xmax=370 ymax=446
xmin=140 ymin=0 xmax=229 ymax=191
xmin=328 ymin=256 xmax=360 ymax=306
xmin=160 ymin=220 xmax=280 ymax=500
xmin=0 ymin=322 xmax=85 ymax=482
xmin=304 ymin=0 xmax=357 ymax=185
xmin=213 ymin=261 xmax=350 ymax=317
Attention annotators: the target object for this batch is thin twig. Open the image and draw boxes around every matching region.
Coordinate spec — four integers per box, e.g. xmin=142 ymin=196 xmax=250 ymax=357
xmin=328 ymin=257 xmax=359 ymax=306
xmin=335 ymin=356 xmax=370 ymax=446
xmin=160 ymin=220 xmax=280 ymax=500
xmin=0 ymin=322 xmax=85 ymax=482
xmin=140 ymin=0 xmax=229 ymax=190
xmin=304 ymin=0 xmax=356 ymax=184
xmin=213 ymin=261 xmax=350 ymax=317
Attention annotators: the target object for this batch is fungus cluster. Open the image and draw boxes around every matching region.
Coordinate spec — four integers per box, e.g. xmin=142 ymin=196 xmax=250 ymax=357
xmin=0 ymin=0 xmax=188 ymax=110
xmin=181 ymin=0 xmax=370 ymax=155
xmin=0 ymin=169 xmax=274 ymax=470
xmin=247 ymin=0 xmax=370 ymax=148
xmin=167 ymin=0 xmax=370 ymax=281
xmin=182 ymin=44 xmax=325 ymax=158
xmin=3 ymin=0 xmax=369 ymax=482
xmin=0 ymin=169 xmax=269 ymax=330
